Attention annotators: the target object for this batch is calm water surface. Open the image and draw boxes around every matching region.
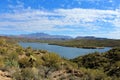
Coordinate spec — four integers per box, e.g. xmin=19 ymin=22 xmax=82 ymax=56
xmin=19 ymin=42 xmax=111 ymax=59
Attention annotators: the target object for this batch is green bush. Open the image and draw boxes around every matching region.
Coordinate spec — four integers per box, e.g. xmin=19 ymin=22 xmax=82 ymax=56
xmin=104 ymin=48 xmax=120 ymax=62
xmin=42 ymin=53 xmax=62 ymax=78
xmin=79 ymin=68 xmax=111 ymax=80
xmin=105 ymin=61 xmax=120 ymax=77
xmin=0 ymin=38 xmax=6 ymax=45
xmin=18 ymin=57 xmax=30 ymax=68
xmin=73 ymin=52 xmax=108 ymax=69
xmin=16 ymin=47 xmax=24 ymax=55
xmin=8 ymin=52 xmax=18 ymax=61
xmin=0 ymin=47 xmax=7 ymax=55
xmin=34 ymin=56 xmax=43 ymax=68
xmin=42 ymin=53 xmax=61 ymax=68
xmin=0 ymin=56 xmax=5 ymax=68
xmin=21 ymin=68 xmax=35 ymax=80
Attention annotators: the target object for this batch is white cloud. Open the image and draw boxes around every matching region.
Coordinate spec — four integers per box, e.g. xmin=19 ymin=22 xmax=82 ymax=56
xmin=0 ymin=7 xmax=120 ymax=38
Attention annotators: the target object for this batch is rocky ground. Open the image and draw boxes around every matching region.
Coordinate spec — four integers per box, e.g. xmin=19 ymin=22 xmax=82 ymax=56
xmin=0 ymin=70 xmax=12 ymax=80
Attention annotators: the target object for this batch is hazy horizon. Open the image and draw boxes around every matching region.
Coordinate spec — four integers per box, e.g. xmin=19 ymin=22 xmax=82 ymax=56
xmin=0 ymin=0 xmax=120 ymax=39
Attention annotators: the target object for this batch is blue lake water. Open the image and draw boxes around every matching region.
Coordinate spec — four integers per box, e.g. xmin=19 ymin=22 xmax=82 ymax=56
xmin=19 ymin=42 xmax=111 ymax=59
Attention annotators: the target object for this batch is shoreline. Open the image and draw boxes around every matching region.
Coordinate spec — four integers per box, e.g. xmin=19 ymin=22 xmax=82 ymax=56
xmin=48 ymin=43 xmax=105 ymax=49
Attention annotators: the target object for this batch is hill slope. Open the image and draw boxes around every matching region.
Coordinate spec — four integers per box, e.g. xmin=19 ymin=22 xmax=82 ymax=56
xmin=0 ymin=37 xmax=120 ymax=80
xmin=49 ymin=39 xmax=120 ymax=49
xmin=71 ymin=47 xmax=120 ymax=79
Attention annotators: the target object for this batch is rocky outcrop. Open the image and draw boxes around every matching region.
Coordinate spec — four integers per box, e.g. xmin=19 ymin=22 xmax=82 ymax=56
xmin=0 ymin=70 xmax=12 ymax=80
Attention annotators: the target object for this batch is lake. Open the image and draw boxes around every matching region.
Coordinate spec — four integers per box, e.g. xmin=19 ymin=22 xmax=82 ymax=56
xmin=19 ymin=42 xmax=111 ymax=59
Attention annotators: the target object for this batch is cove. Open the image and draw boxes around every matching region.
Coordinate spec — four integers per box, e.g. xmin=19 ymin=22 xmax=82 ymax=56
xmin=19 ymin=42 xmax=111 ymax=59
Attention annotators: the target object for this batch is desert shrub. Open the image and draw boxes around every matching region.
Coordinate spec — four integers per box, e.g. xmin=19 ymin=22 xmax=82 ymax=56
xmin=18 ymin=55 xmax=36 ymax=68
xmin=16 ymin=47 xmax=24 ymax=55
xmin=79 ymin=68 xmax=111 ymax=80
xmin=21 ymin=68 xmax=35 ymax=80
xmin=20 ymin=67 xmax=42 ymax=80
xmin=0 ymin=56 xmax=5 ymax=68
xmin=39 ymin=50 xmax=48 ymax=54
xmin=105 ymin=61 xmax=120 ymax=78
xmin=63 ymin=60 xmax=78 ymax=70
xmin=73 ymin=52 xmax=109 ymax=69
xmin=18 ymin=57 xmax=30 ymax=68
xmin=0 ymin=47 xmax=7 ymax=55
xmin=42 ymin=53 xmax=62 ymax=78
xmin=25 ymin=52 xmax=33 ymax=56
xmin=13 ymin=67 xmax=41 ymax=80
xmin=0 ymin=38 xmax=6 ymax=45
xmin=12 ymin=68 xmax=22 ymax=80
xmin=34 ymin=56 xmax=43 ymax=68
xmin=24 ymin=47 xmax=34 ymax=56
xmin=25 ymin=47 xmax=32 ymax=52
xmin=104 ymin=48 xmax=120 ymax=62
xmin=4 ymin=51 xmax=19 ymax=68
xmin=5 ymin=59 xmax=19 ymax=68
xmin=42 ymin=53 xmax=61 ymax=68
xmin=8 ymin=52 xmax=18 ymax=61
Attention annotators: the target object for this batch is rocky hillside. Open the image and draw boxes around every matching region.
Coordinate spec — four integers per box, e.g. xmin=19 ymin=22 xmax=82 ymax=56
xmin=0 ymin=37 xmax=120 ymax=80
xmin=0 ymin=37 xmax=86 ymax=80
xmin=71 ymin=47 xmax=120 ymax=79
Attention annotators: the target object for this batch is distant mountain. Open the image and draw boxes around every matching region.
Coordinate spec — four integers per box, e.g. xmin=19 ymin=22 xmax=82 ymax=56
xmin=17 ymin=33 xmax=73 ymax=40
xmin=2 ymin=33 xmax=109 ymax=40
xmin=75 ymin=36 xmax=108 ymax=40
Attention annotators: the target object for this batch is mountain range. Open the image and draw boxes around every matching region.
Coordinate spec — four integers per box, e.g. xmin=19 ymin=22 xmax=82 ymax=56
xmin=14 ymin=33 xmax=72 ymax=40
xmin=76 ymin=36 xmax=107 ymax=40
xmin=2 ymin=32 xmax=108 ymax=40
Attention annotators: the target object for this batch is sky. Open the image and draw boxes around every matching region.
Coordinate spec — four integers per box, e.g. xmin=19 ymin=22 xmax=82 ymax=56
xmin=0 ymin=0 xmax=120 ymax=39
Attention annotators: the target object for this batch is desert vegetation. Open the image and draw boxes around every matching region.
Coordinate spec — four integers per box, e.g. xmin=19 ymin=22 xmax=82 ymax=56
xmin=49 ymin=39 xmax=120 ymax=49
xmin=14 ymin=37 xmax=120 ymax=49
xmin=0 ymin=36 xmax=120 ymax=80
